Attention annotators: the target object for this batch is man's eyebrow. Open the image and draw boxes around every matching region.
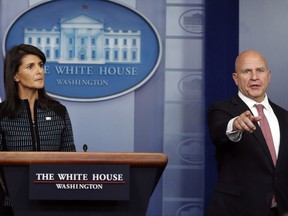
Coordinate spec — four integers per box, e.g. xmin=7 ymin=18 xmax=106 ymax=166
xmin=240 ymin=68 xmax=251 ymax=72
xmin=255 ymin=67 xmax=267 ymax=71
xmin=240 ymin=67 xmax=266 ymax=71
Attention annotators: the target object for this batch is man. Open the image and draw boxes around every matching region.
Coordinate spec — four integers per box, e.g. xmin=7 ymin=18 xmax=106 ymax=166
xmin=206 ymin=50 xmax=288 ymax=216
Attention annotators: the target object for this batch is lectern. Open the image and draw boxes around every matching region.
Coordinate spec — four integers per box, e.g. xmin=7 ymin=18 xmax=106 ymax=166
xmin=0 ymin=152 xmax=168 ymax=216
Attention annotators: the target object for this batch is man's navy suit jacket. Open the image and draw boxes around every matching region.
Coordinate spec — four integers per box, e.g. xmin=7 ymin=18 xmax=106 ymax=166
xmin=206 ymin=95 xmax=288 ymax=216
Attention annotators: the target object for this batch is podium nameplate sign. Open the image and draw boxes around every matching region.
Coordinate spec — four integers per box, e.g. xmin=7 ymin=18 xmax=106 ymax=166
xmin=29 ymin=164 xmax=130 ymax=200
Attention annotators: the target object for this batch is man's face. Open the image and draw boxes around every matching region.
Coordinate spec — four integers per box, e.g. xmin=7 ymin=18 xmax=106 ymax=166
xmin=232 ymin=51 xmax=271 ymax=103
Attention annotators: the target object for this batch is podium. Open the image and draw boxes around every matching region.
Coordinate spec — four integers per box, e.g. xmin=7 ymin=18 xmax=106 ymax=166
xmin=0 ymin=152 xmax=168 ymax=216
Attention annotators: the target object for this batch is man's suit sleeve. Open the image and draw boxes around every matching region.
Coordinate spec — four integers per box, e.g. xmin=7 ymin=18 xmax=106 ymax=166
xmin=207 ymin=101 xmax=236 ymax=147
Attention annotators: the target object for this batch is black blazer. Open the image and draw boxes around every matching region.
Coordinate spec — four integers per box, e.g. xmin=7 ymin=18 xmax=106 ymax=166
xmin=206 ymin=95 xmax=288 ymax=216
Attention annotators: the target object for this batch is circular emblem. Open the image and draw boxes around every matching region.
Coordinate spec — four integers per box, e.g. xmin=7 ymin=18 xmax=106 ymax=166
xmin=176 ymin=203 xmax=203 ymax=216
xmin=3 ymin=0 xmax=162 ymax=102
xmin=179 ymin=9 xmax=204 ymax=34
xmin=177 ymin=137 xmax=204 ymax=164
xmin=178 ymin=74 xmax=202 ymax=99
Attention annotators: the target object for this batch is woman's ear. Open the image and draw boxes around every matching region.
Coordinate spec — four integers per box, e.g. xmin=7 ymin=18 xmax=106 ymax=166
xmin=14 ymin=75 xmax=19 ymax=82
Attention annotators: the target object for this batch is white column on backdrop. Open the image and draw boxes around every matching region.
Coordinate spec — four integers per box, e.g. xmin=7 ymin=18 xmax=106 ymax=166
xmin=163 ymin=0 xmax=205 ymax=215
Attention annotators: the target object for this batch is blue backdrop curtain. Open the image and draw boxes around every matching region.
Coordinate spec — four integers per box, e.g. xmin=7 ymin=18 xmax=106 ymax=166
xmin=204 ymin=0 xmax=239 ymax=211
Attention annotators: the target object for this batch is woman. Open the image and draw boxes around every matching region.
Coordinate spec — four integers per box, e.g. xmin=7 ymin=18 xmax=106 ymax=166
xmin=0 ymin=43 xmax=76 ymax=151
xmin=0 ymin=44 xmax=76 ymax=215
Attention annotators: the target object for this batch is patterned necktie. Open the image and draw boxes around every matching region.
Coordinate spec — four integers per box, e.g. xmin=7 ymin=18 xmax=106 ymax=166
xmin=255 ymin=104 xmax=277 ymax=166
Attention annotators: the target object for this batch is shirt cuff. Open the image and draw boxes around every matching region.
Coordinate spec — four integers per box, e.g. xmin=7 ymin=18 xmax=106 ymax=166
xmin=226 ymin=117 xmax=242 ymax=142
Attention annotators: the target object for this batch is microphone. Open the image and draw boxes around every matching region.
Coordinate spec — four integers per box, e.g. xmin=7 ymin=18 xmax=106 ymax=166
xmin=83 ymin=144 xmax=88 ymax=152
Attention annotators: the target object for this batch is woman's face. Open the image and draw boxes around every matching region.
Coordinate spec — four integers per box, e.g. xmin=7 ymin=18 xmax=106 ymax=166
xmin=14 ymin=54 xmax=45 ymax=95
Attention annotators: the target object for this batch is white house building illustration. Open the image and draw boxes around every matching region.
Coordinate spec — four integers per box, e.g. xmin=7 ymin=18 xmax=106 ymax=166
xmin=24 ymin=14 xmax=141 ymax=64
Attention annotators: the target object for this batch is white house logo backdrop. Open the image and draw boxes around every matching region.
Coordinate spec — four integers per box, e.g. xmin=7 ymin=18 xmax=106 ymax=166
xmin=3 ymin=0 xmax=162 ymax=102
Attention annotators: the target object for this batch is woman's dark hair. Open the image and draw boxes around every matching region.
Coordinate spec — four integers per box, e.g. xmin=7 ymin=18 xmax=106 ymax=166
xmin=2 ymin=44 xmax=59 ymax=117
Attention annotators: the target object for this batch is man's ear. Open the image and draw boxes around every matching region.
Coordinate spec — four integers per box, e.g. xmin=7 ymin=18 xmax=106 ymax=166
xmin=232 ymin=72 xmax=238 ymax=86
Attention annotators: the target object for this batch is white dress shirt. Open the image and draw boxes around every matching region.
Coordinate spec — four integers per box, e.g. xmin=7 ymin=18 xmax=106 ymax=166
xmin=226 ymin=91 xmax=280 ymax=157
